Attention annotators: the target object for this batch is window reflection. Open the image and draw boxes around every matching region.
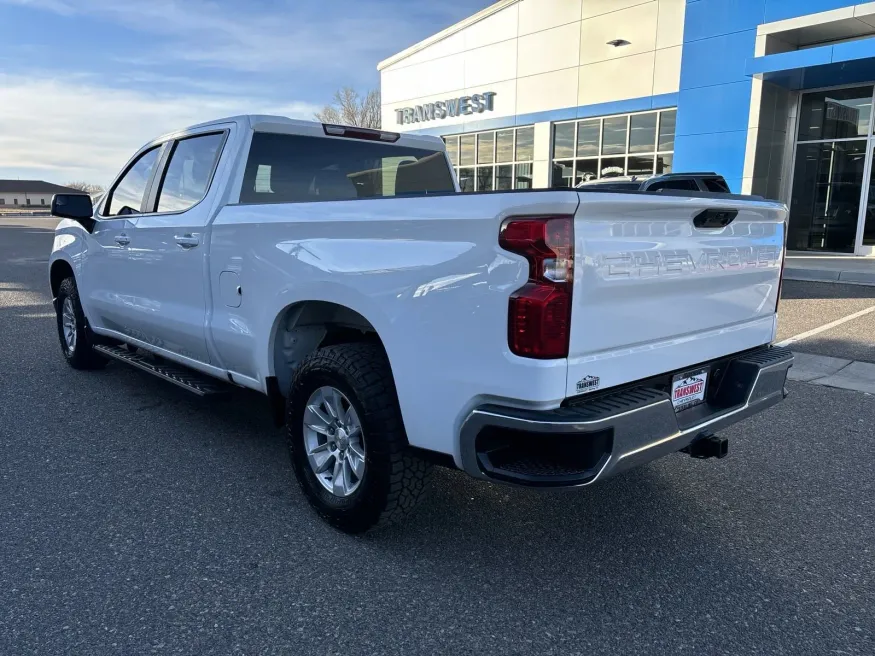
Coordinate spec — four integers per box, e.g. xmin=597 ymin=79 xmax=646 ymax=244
xmin=552 ymin=160 xmax=575 ymax=187
xmin=553 ymin=123 xmax=575 ymax=159
xmin=658 ymin=110 xmax=676 ymax=152
xmin=629 ymin=113 xmax=657 ymax=153
xmin=576 ymin=120 xmax=600 ymax=157
xmin=445 ymin=126 xmax=535 ymax=193
xmin=602 ymin=116 xmax=628 ymax=155
xmin=551 ymin=109 xmax=674 ymax=187
xmin=798 ymin=87 xmax=873 ymax=141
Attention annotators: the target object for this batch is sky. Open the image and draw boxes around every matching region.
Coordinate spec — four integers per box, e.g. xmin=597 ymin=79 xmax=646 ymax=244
xmin=0 ymin=0 xmax=489 ymax=185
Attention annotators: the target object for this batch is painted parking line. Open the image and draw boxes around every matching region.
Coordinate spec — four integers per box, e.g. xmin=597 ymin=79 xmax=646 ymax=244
xmin=775 ymin=305 xmax=875 ymax=348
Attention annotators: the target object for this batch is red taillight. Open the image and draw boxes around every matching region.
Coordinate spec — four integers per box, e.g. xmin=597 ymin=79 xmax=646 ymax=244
xmin=499 ymin=216 xmax=574 ymax=359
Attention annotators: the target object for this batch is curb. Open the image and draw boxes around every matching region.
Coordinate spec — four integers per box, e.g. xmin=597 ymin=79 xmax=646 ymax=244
xmin=784 ymin=268 xmax=875 ymax=286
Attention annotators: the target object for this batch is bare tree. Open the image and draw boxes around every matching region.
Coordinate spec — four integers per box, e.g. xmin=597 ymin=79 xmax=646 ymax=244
xmin=65 ymin=182 xmax=106 ymax=196
xmin=315 ymin=88 xmax=381 ymax=129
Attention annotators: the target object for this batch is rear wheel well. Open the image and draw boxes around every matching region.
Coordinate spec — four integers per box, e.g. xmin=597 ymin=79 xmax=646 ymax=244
xmin=271 ymin=301 xmax=386 ymax=396
xmin=50 ymin=260 xmax=74 ymax=298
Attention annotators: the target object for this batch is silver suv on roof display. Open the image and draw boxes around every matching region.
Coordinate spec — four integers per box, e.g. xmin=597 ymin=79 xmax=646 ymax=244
xmin=576 ymin=172 xmax=732 ymax=194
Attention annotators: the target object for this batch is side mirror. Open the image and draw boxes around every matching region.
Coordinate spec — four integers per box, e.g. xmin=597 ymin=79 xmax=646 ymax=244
xmin=51 ymin=194 xmax=96 ymax=231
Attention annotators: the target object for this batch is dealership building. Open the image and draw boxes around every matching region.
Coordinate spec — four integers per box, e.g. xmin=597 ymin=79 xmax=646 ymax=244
xmin=379 ymin=0 xmax=875 ymax=255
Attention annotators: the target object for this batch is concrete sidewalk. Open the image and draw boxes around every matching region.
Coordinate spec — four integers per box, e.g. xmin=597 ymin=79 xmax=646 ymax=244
xmin=789 ymin=352 xmax=875 ymax=394
xmin=785 ymin=252 xmax=875 ymax=286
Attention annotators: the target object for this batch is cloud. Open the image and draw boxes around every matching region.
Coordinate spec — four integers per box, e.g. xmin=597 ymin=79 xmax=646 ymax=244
xmin=0 ymin=73 xmax=320 ymax=184
xmin=0 ymin=0 xmax=489 ymax=182
xmin=0 ymin=0 xmax=482 ymax=77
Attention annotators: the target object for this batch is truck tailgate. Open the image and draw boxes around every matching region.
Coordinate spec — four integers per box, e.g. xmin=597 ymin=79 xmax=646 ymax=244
xmin=566 ymin=192 xmax=787 ymax=399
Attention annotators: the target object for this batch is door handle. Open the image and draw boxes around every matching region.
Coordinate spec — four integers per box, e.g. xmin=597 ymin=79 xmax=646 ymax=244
xmin=174 ymin=234 xmax=200 ymax=249
xmin=114 ymin=233 xmax=130 ymax=246
xmin=693 ymin=208 xmax=738 ymax=229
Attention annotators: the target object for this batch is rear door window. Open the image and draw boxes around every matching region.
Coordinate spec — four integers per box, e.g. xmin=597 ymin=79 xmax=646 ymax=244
xmin=240 ymin=132 xmax=456 ymax=204
xmin=155 ymin=132 xmax=225 ymax=213
xmin=702 ymin=177 xmax=731 ymax=193
xmin=106 ymin=146 xmax=161 ymax=216
xmin=580 ymin=182 xmax=641 ymax=191
xmin=648 ymin=178 xmax=699 ymax=192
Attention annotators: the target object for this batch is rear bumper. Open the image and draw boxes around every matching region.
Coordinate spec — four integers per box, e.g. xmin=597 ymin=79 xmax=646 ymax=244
xmin=459 ymin=346 xmax=793 ymax=487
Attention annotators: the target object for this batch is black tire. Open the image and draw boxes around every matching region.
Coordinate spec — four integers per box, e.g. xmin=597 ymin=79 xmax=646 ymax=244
xmin=287 ymin=343 xmax=432 ymax=533
xmin=55 ymin=277 xmax=107 ymax=370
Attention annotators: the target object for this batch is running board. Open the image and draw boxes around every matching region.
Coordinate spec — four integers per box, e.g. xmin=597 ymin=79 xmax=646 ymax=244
xmin=94 ymin=345 xmax=230 ymax=397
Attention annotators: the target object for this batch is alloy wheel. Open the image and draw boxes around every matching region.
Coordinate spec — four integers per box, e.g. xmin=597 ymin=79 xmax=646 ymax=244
xmin=302 ymin=386 xmax=366 ymax=497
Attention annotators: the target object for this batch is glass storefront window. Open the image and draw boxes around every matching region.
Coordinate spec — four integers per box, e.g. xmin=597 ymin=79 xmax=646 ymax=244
xmin=457 ymin=167 xmax=475 ymax=192
xmin=600 ymin=157 xmax=625 ymax=178
xmin=476 ymin=166 xmax=493 ymax=191
xmin=477 ymin=133 xmax=494 ymax=165
xmin=798 ymin=87 xmax=873 ymax=141
xmin=628 ymin=155 xmax=655 ymax=176
xmin=553 ymin=123 xmax=575 ymax=159
xmin=602 ymin=116 xmax=628 ymax=155
xmin=552 ymin=160 xmax=575 ymax=187
xmin=445 ymin=126 xmax=535 ymax=192
xmin=515 ymin=163 xmax=533 ymax=189
xmin=516 ymin=127 xmax=534 ymax=161
xmin=496 ymin=164 xmax=513 ymax=190
xmin=658 ymin=110 xmax=676 ymax=152
xmin=445 ymin=137 xmax=459 ymax=166
xmin=576 ymin=120 xmax=599 ymax=157
xmin=496 ymin=130 xmax=514 ymax=163
xmin=656 ymin=153 xmax=673 ymax=174
xmin=459 ymin=135 xmax=476 ymax=166
xmin=551 ymin=109 xmax=675 ymax=188
xmin=629 ymin=113 xmax=657 ymax=153
xmin=788 ymin=141 xmax=866 ymax=253
xmin=576 ymin=159 xmax=598 ymax=183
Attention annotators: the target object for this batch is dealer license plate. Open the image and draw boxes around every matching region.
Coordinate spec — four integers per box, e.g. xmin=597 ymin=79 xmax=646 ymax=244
xmin=671 ymin=369 xmax=708 ymax=412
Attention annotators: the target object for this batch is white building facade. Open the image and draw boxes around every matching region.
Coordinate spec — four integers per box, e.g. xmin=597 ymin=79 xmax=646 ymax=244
xmin=379 ymin=0 xmax=682 ymax=193
xmin=380 ymin=0 xmax=875 ymax=256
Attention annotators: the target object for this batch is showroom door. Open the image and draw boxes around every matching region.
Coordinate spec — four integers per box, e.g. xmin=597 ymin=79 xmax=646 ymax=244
xmin=788 ymin=85 xmax=874 ymax=253
xmin=856 ymin=144 xmax=875 ymax=252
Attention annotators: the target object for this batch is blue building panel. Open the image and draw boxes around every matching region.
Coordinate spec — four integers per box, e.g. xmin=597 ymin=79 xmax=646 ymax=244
xmin=680 ymin=30 xmax=758 ymax=89
xmin=832 ymin=37 xmax=875 ymax=63
xmin=745 ymin=44 xmax=834 ymax=77
xmin=676 ymin=82 xmax=753 ymax=136
xmin=684 ymin=0 xmax=765 ymax=42
xmin=745 ymin=36 xmax=875 ymax=90
xmin=673 ymin=131 xmax=749 ymax=191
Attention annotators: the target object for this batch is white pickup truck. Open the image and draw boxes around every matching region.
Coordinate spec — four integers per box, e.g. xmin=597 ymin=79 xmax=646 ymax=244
xmin=49 ymin=115 xmax=793 ymax=532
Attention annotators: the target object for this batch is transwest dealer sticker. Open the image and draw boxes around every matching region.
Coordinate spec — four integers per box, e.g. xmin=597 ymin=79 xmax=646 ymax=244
xmin=576 ymin=375 xmax=600 ymax=394
xmin=671 ymin=369 xmax=708 ymax=411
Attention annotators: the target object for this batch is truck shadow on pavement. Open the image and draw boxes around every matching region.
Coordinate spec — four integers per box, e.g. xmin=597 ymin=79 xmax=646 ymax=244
xmin=781 ymin=278 xmax=875 ymax=301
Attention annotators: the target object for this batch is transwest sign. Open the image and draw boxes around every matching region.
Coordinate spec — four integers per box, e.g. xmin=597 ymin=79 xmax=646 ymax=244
xmin=395 ymin=92 xmax=496 ymax=125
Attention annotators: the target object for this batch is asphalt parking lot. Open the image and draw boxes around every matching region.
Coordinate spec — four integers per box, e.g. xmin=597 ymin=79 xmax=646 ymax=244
xmin=1 ymin=218 xmax=873 ymax=655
